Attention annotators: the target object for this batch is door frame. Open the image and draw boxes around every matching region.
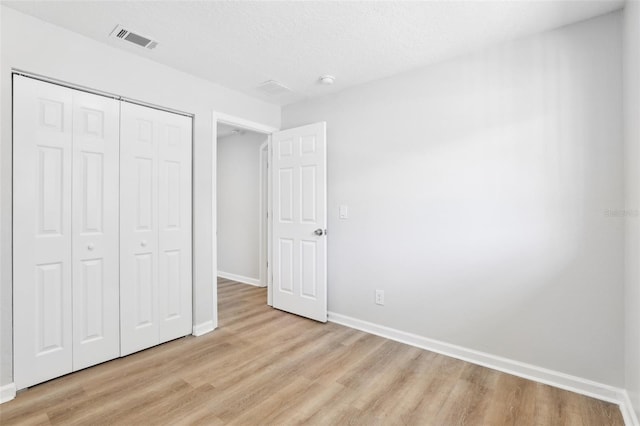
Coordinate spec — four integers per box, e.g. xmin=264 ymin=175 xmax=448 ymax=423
xmin=212 ymin=112 xmax=278 ymax=324
xmin=259 ymin=140 xmax=269 ymax=288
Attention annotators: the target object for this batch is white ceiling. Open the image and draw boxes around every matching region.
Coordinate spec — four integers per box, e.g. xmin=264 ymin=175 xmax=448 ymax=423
xmin=4 ymin=0 xmax=625 ymax=106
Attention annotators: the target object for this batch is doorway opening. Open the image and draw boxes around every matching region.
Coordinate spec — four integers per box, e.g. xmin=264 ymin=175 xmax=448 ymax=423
xmin=213 ymin=114 xmax=278 ymax=327
xmin=212 ymin=113 xmax=328 ymax=326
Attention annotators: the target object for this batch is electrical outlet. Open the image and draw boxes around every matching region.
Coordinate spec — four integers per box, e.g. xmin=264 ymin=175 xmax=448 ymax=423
xmin=375 ymin=289 xmax=384 ymax=306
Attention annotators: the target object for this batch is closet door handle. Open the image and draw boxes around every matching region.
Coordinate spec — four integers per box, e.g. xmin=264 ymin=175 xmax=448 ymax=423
xmin=140 ymin=240 xmax=148 ymax=247
xmin=87 ymin=243 xmax=95 ymax=251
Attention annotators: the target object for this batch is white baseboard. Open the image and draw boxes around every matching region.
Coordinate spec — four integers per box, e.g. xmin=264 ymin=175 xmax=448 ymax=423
xmin=620 ymin=390 xmax=640 ymax=426
xmin=0 ymin=382 xmax=16 ymax=404
xmin=218 ymin=271 xmax=263 ymax=287
xmin=192 ymin=320 xmax=215 ymax=337
xmin=328 ymin=312 xmax=636 ymax=424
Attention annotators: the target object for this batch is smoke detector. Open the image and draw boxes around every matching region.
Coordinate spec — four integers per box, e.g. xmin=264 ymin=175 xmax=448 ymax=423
xmin=110 ymin=25 xmax=158 ymax=50
xmin=319 ymin=75 xmax=335 ymax=85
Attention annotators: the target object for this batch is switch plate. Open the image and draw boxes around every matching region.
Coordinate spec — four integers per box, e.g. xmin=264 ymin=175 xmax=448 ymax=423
xmin=339 ymin=205 xmax=349 ymax=219
xmin=375 ymin=289 xmax=384 ymax=305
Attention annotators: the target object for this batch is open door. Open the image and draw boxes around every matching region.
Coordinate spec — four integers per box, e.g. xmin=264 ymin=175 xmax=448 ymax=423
xmin=271 ymin=122 xmax=327 ymax=322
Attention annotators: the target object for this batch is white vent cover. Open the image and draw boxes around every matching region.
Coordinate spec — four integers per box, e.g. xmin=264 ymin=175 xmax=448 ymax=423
xmin=257 ymin=80 xmax=292 ymax=96
xmin=109 ymin=25 xmax=158 ymax=50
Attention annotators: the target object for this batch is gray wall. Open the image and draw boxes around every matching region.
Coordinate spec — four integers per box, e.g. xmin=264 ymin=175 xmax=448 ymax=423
xmin=0 ymin=6 xmax=279 ymax=388
xmin=217 ymin=132 xmax=267 ymax=282
xmin=283 ymin=12 xmax=624 ymax=386
xmin=624 ymin=0 xmax=640 ymax=417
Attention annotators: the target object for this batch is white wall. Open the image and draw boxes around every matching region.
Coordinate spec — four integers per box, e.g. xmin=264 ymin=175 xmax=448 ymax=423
xmin=283 ymin=12 xmax=624 ymax=386
xmin=0 ymin=6 xmax=280 ymax=388
xmin=624 ymin=0 xmax=640 ymax=417
xmin=217 ymin=132 xmax=266 ymax=283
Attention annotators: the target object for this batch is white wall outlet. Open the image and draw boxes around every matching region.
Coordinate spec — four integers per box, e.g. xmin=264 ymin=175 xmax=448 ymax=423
xmin=375 ymin=289 xmax=384 ymax=305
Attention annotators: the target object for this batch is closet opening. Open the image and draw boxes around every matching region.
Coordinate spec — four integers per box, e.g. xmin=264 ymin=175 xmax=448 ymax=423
xmin=12 ymin=72 xmax=195 ymax=390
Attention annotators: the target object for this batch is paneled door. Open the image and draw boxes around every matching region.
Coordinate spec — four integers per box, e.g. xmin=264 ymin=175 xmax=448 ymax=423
xmin=120 ymin=102 xmax=192 ymax=356
xmin=14 ymin=76 xmax=74 ymax=389
xmin=272 ymin=122 xmax=327 ymax=322
xmin=119 ymin=102 xmax=160 ymax=356
xmin=157 ymin=110 xmax=192 ymax=344
xmin=13 ymin=76 xmax=120 ymax=389
xmin=71 ymin=91 xmax=120 ymax=370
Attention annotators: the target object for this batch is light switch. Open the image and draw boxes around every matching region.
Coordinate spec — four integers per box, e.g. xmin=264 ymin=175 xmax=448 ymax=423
xmin=339 ymin=205 xmax=349 ymax=219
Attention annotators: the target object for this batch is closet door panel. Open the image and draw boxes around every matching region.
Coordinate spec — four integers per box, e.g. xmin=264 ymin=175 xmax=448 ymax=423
xmin=72 ymin=91 xmax=120 ymax=370
xmin=121 ymin=103 xmax=192 ymax=353
xmin=120 ymin=102 xmax=160 ymax=356
xmin=158 ymin=115 xmax=192 ymax=343
xmin=13 ymin=76 xmax=73 ymax=389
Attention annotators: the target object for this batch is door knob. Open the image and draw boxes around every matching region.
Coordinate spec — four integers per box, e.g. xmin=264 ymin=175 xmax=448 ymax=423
xmin=87 ymin=243 xmax=95 ymax=251
xmin=141 ymin=240 xmax=148 ymax=247
xmin=314 ymin=228 xmax=324 ymax=236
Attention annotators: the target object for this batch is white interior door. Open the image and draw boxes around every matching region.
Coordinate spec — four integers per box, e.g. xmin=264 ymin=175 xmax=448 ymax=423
xmin=272 ymin=122 xmax=327 ymax=322
xmin=157 ymin=112 xmax=192 ymax=344
xmin=71 ymin=91 xmax=120 ymax=370
xmin=13 ymin=76 xmax=74 ymax=389
xmin=120 ymin=102 xmax=161 ymax=356
xmin=120 ymin=102 xmax=192 ymax=356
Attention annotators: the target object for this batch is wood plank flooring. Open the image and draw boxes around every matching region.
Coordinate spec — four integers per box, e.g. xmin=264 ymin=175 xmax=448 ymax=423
xmin=0 ymin=277 xmax=624 ymax=425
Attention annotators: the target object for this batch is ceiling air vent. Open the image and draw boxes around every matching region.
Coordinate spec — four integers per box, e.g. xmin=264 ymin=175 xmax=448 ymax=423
xmin=257 ymin=80 xmax=292 ymax=96
xmin=109 ymin=25 xmax=158 ymax=50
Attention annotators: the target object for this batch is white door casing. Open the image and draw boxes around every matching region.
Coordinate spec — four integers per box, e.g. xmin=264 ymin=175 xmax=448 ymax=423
xmin=259 ymin=140 xmax=269 ymax=290
xmin=272 ymin=122 xmax=327 ymax=322
xmin=71 ymin=91 xmax=120 ymax=370
xmin=266 ymin=139 xmax=273 ymax=306
xmin=13 ymin=76 xmax=74 ymax=389
xmin=120 ymin=102 xmax=192 ymax=356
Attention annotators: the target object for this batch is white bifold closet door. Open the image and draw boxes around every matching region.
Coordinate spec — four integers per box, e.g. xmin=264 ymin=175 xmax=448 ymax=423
xmin=13 ymin=76 xmax=120 ymax=389
xmin=119 ymin=102 xmax=192 ymax=356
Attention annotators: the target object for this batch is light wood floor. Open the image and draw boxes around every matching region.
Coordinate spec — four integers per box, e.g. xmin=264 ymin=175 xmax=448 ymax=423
xmin=1 ymin=277 xmax=624 ymax=425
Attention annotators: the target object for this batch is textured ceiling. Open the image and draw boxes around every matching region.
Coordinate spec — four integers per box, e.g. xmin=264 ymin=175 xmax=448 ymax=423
xmin=4 ymin=0 xmax=625 ymax=106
